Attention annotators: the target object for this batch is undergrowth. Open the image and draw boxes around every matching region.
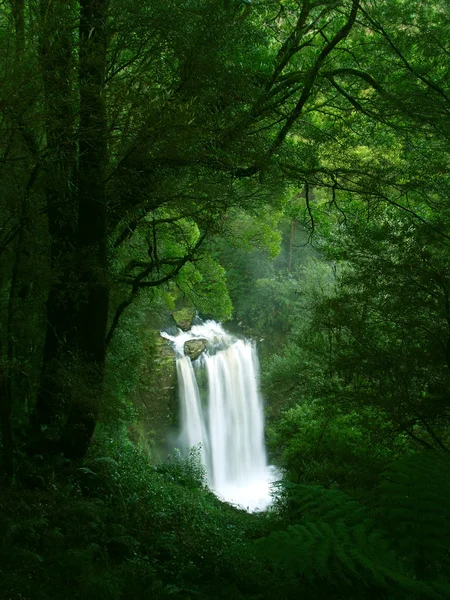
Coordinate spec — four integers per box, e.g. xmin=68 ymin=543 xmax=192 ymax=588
xmin=1 ymin=437 xmax=449 ymax=600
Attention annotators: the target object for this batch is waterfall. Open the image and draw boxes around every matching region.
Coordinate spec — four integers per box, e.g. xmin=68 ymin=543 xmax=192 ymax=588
xmin=161 ymin=320 xmax=277 ymax=512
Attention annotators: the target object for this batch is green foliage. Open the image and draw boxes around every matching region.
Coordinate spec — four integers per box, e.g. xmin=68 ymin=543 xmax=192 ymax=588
xmin=256 ymin=520 xmax=403 ymax=591
xmin=176 ymin=256 xmax=233 ymax=321
xmin=268 ymin=401 xmax=401 ymax=491
xmin=378 ymin=451 xmax=450 ymax=581
xmin=211 ymin=209 xmax=283 ymax=330
xmin=0 ymin=432 xmax=262 ymax=599
xmin=156 ymin=445 xmax=207 ymax=491
xmin=252 ymin=452 xmax=450 ymax=600
xmin=105 ymin=295 xmax=159 ymax=426
xmin=245 ymin=276 xmax=299 ymax=334
xmin=2 ymin=0 xmax=450 ymax=598
xmin=3 ymin=437 xmax=450 ymax=600
xmin=212 ymin=207 xmax=316 ymax=349
xmin=264 ymin=203 xmax=450 ymax=468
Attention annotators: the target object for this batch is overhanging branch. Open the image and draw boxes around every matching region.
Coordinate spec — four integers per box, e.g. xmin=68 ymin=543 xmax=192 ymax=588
xmin=268 ymin=0 xmax=360 ymax=157
xmin=106 ymin=232 xmax=207 ymax=346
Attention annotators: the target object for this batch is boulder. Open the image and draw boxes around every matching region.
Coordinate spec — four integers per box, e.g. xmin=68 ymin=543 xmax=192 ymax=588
xmin=172 ymin=308 xmax=196 ymax=331
xmin=184 ymin=339 xmax=207 ymax=361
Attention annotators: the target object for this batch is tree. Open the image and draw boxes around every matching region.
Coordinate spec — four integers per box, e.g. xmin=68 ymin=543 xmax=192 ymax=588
xmin=2 ymin=0 xmax=450 ymax=471
xmin=265 ymin=200 xmax=450 ymax=493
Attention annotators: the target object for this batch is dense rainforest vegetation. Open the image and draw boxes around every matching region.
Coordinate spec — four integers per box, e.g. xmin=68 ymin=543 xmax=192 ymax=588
xmin=1 ymin=0 xmax=450 ymax=598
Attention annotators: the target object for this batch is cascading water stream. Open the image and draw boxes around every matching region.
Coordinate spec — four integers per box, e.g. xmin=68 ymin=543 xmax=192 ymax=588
xmin=161 ymin=320 xmax=278 ymax=512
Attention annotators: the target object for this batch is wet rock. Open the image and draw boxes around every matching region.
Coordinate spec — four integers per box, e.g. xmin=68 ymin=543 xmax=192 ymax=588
xmin=184 ymin=339 xmax=207 ymax=361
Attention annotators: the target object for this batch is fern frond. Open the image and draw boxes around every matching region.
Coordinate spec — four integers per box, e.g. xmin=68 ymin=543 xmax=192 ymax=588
xmin=257 ymin=463 xmax=450 ymax=598
xmin=277 ymin=482 xmax=369 ymax=525
xmin=378 ymin=451 xmax=450 ymax=580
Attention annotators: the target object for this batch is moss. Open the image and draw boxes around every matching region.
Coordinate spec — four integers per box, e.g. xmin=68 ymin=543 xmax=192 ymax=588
xmin=171 ymin=308 xmax=196 ymax=331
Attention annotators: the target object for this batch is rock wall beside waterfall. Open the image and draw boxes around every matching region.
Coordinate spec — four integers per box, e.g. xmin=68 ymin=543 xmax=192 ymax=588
xmin=124 ymin=306 xmax=204 ymax=460
xmin=127 ymin=331 xmax=177 ymax=459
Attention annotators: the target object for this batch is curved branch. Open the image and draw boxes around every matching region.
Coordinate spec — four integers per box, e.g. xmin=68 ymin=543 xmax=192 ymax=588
xmin=106 ymin=233 xmax=207 ymax=345
xmin=361 ymin=6 xmax=450 ymax=104
xmin=105 ymin=288 xmax=139 ymax=347
xmin=268 ymin=0 xmax=360 ymax=157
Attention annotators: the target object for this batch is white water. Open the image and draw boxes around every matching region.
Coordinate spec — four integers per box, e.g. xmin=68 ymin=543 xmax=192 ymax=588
xmin=161 ymin=320 xmax=278 ymax=512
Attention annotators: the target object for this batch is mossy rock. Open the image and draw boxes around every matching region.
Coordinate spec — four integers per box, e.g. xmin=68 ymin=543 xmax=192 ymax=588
xmin=184 ymin=339 xmax=207 ymax=361
xmin=172 ymin=308 xmax=196 ymax=331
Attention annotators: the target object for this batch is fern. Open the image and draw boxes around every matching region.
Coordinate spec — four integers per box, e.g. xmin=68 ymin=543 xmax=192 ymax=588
xmin=276 ymin=481 xmax=369 ymax=525
xmin=378 ymin=451 xmax=450 ymax=581
xmin=255 ymin=508 xmax=409 ymax=592
xmin=254 ymin=452 xmax=450 ymax=599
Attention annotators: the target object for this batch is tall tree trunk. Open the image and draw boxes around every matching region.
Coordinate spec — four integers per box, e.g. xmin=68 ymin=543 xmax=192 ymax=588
xmin=77 ymin=0 xmax=109 ymax=365
xmin=0 ymin=356 xmax=14 ymax=480
xmin=2 ymin=172 xmax=36 ymax=478
xmin=288 ymin=219 xmax=295 ymax=273
xmin=34 ymin=1 xmax=77 ymax=431
xmin=10 ymin=0 xmax=25 ymax=57
xmin=1 ymin=0 xmax=27 ymax=480
xmin=58 ymin=0 xmax=109 ymax=459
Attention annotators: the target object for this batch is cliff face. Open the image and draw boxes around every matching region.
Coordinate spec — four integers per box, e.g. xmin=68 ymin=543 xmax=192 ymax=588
xmin=127 ymin=331 xmax=177 ymax=460
xmin=126 ymin=307 xmax=205 ymax=459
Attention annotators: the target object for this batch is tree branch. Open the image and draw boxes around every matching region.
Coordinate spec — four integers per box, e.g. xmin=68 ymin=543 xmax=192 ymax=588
xmin=361 ymin=6 xmax=450 ymax=104
xmin=268 ymin=0 xmax=360 ymax=156
xmin=421 ymin=420 xmax=450 ymax=455
xmin=106 ymin=287 xmax=139 ymax=347
xmin=106 ymin=233 xmax=207 ymax=345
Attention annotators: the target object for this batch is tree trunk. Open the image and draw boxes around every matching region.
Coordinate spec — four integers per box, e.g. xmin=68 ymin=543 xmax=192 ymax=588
xmin=288 ymin=219 xmax=295 ymax=273
xmin=10 ymin=0 xmax=25 ymax=57
xmin=77 ymin=0 xmax=109 ymax=366
xmin=34 ymin=0 xmax=77 ymax=430
xmin=58 ymin=0 xmax=110 ymax=459
xmin=0 ymin=354 xmax=14 ymax=480
xmin=1 ymin=0 xmax=27 ymax=480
